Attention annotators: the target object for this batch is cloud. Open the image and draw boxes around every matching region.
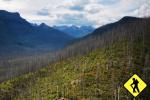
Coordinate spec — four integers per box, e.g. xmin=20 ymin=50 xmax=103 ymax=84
xmin=55 ymin=13 xmax=94 ymax=26
xmin=138 ymin=3 xmax=150 ymax=17
xmin=2 ymin=0 xmax=12 ymax=1
xmin=37 ymin=8 xmax=50 ymax=16
xmin=0 ymin=0 xmax=149 ymax=27
xmin=69 ymin=6 xmax=84 ymax=11
xmin=99 ymin=0 xmax=119 ymax=5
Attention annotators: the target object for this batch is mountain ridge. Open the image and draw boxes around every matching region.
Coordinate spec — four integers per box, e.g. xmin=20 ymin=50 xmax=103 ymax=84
xmin=0 ymin=10 xmax=74 ymax=56
xmin=81 ymin=16 xmax=145 ymax=38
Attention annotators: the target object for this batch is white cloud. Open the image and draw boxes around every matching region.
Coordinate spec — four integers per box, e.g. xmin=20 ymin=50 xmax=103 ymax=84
xmin=0 ymin=0 xmax=149 ymax=27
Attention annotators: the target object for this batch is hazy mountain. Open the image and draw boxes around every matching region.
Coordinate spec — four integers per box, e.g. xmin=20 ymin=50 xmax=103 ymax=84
xmin=53 ymin=25 xmax=94 ymax=38
xmin=0 ymin=10 xmax=74 ymax=56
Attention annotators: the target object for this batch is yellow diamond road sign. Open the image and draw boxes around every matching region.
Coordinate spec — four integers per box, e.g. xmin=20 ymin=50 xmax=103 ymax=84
xmin=124 ymin=74 xmax=147 ymax=97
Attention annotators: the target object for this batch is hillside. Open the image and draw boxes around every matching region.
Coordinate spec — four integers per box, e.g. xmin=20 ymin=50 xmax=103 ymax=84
xmin=0 ymin=10 xmax=74 ymax=56
xmin=0 ymin=37 xmax=149 ymax=99
xmin=0 ymin=17 xmax=149 ymax=99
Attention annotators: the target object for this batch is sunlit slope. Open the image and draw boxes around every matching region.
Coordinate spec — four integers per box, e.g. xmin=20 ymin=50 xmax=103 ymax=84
xmin=0 ymin=33 xmax=149 ymax=100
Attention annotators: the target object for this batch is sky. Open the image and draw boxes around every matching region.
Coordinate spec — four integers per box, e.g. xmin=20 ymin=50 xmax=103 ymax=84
xmin=0 ymin=0 xmax=150 ymax=27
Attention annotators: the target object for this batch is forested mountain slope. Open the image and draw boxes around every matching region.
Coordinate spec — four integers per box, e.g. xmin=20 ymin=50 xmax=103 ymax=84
xmin=0 ymin=17 xmax=150 ymax=99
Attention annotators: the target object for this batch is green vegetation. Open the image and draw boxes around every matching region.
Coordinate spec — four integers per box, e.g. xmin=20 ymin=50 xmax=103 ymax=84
xmin=1 ymin=36 xmax=149 ymax=100
xmin=0 ymin=18 xmax=149 ymax=100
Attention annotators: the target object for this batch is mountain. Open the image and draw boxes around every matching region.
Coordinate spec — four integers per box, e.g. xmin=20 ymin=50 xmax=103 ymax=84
xmin=91 ymin=16 xmax=141 ymax=36
xmin=0 ymin=16 xmax=150 ymax=99
xmin=0 ymin=10 xmax=74 ymax=56
xmin=53 ymin=25 xmax=94 ymax=38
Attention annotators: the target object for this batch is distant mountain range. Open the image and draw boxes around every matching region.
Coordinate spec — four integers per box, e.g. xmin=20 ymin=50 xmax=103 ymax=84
xmin=0 ymin=10 xmax=147 ymax=57
xmin=53 ymin=25 xmax=94 ymax=38
xmin=0 ymin=10 xmax=74 ymax=56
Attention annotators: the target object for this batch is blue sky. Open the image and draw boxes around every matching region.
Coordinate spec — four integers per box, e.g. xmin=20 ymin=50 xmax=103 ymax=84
xmin=0 ymin=0 xmax=149 ymax=27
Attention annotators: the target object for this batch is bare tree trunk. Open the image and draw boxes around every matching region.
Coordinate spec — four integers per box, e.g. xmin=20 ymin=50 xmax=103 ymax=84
xmin=114 ymin=90 xmax=117 ymax=100
xmin=117 ymin=86 xmax=120 ymax=100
